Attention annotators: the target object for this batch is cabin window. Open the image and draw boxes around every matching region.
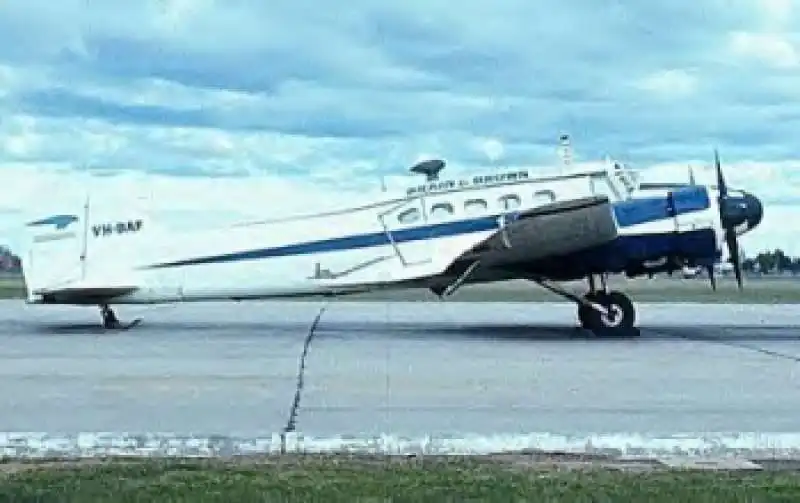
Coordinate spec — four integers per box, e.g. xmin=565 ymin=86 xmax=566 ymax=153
xmin=498 ymin=194 xmax=521 ymax=210
xmin=464 ymin=198 xmax=488 ymax=215
xmin=430 ymin=202 xmax=455 ymax=218
xmin=531 ymin=190 xmax=556 ymax=206
xmin=397 ymin=207 xmax=421 ymax=224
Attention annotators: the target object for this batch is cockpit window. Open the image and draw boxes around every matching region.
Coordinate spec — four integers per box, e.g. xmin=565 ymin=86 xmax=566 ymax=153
xmin=589 ymin=174 xmax=621 ymax=201
xmin=613 ymin=162 xmax=639 ymax=194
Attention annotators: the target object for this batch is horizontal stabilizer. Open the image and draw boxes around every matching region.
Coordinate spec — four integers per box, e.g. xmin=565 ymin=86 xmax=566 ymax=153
xmin=30 ymin=284 xmax=138 ymax=304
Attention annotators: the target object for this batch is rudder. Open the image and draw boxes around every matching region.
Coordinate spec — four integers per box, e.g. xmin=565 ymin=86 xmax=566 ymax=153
xmin=21 ymin=195 xmax=153 ymax=304
xmin=20 ymin=211 xmax=87 ymax=303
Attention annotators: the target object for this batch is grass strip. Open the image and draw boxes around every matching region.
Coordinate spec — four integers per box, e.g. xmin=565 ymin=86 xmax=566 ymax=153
xmin=0 ymin=288 xmax=23 ymax=300
xmin=0 ymin=456 xmax=799 ymax=502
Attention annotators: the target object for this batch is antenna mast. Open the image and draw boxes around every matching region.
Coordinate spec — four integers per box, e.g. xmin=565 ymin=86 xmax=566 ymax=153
xmin=558 ymin=133 xmax=572 ymax=173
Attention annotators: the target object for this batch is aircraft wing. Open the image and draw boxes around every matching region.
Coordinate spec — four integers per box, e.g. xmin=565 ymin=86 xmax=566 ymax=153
xmin=461 ymin=196 xmax=616 ymax=260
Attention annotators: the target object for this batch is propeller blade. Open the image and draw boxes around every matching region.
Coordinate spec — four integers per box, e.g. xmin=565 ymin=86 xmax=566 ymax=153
xmin=706 ymin=264 xmax=716 ymax=291
xmin=714 ymin=149 xmax=727 ymax=197
xmin=716 ymin=149 xmax=743 ymax=289
xmin=688 ymin=165 xmax=696 ymax=185
xmin=712 ymin=148 xmax=744 ymax=290
xmin=734 ymin=264 xmax=743 ymax=290
xmin=726 ymin=228 xmax=744 ymax=290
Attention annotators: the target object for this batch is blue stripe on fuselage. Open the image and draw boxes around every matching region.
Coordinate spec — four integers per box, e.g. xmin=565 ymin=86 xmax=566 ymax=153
xmin=143 ymin=186 xmax=712 ymax=269
xmin=144 ymin=215 xmax=500 ymax=269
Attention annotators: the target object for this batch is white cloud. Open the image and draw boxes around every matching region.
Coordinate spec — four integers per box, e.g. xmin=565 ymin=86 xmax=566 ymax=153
xmin=473 ymin=138 xmax=506 ymax=164
xmin=635 ymin=69 xmax=698 ymax=98
xmin=729 ymin=32 xmax=799 ymax=68
xmin=759 ymin=0 xmax=793 ymax=29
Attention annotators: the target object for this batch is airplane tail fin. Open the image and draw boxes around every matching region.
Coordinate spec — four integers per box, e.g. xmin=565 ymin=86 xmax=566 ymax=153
xmin=20 ymin=209 xmax=87 ymax=303
xmin=20 ymin=195 xmax=152 ymax=304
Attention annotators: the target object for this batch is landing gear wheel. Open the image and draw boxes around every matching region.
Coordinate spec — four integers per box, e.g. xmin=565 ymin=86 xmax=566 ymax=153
xmin=582 ymin=291 xmax=637 ymax=337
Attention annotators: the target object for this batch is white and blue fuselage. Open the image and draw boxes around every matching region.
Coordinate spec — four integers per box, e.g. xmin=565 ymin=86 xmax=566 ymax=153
xmin=20 ymin=161 xmax=761 ymax=306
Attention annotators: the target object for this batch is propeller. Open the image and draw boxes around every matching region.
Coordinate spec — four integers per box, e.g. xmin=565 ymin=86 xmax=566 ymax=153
xmin=706 ymin=263 xmax=716 ymax=291
xmin=713 ymin=149 xmax=744 ymax=290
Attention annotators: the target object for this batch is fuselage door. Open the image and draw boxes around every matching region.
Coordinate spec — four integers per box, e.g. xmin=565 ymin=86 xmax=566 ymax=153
xmin=378 ymin=196 xmax=433 ymax=266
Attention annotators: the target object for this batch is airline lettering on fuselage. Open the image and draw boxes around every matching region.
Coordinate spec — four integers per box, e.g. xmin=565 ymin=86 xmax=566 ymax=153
xmin=91 ymin=219 xmax=143 ymax=238
xmin=407 ymin=170 xmax=530 ymax=196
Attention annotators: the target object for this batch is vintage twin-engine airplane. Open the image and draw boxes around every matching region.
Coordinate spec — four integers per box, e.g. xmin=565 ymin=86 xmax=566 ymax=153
xmin=20 ymin=146 xmax=763 ymax=337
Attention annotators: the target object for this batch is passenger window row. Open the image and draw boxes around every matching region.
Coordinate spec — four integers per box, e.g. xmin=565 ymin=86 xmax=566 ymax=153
xmin=397 ymin=190 xmax=556 ymax=224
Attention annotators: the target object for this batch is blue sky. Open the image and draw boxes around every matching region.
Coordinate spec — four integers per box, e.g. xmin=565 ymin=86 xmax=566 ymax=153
xmin=0 ymin=0 xmax=798 ymax=255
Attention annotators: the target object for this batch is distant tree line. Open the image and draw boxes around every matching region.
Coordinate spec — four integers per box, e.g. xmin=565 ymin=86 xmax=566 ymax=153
xmin=0 ymin=246 xmax=21 ymax=273
xmin=742 ymin=249 xmax=800 ymax=275
xmin=1 ymin=246 xmax=799 ymax=275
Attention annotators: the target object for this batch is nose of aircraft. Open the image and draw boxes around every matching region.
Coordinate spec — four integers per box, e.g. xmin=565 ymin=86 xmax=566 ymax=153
xmin=743 ymin=191 xmax=764 ymax=230
xmin=721 ymin=190 xmax=764 ymax=235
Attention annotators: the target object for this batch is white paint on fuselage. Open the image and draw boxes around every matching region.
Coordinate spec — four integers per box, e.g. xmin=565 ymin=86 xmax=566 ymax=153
xmin=21 ymin=164 xmax=729 ymax=305
xmin=105 ymin=171 xmax=609 ymax=302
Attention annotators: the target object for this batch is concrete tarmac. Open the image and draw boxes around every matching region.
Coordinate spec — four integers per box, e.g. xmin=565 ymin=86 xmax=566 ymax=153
xmin=0 ymin=300 xmax=798 ymax=438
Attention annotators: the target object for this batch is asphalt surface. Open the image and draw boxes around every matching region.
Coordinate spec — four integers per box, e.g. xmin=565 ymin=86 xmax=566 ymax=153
xmin=0 ymin=300 xmax=799 ymax=439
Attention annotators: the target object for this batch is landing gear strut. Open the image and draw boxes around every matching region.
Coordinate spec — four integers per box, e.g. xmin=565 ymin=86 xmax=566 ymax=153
xmin=100 ymin=304 xmax=120 ymax=329
xmin=533 ymin=274 xmax=639 ymax=337
xmin=98 ymin=304 xmax=143 ymax=330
